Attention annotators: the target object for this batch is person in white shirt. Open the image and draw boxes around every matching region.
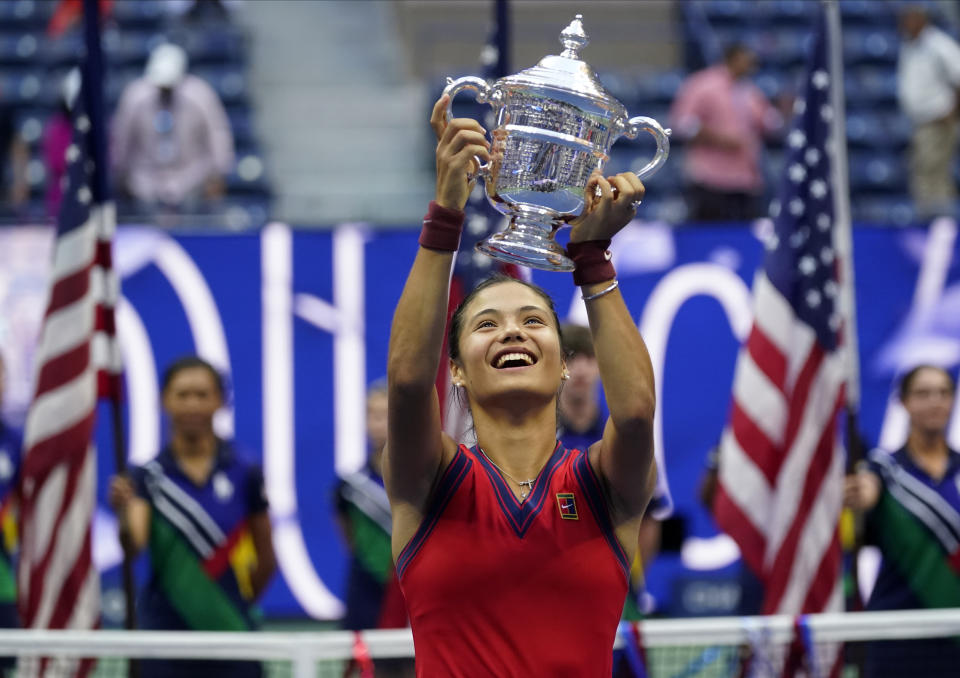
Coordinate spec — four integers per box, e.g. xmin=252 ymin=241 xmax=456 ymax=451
xmin=897 ymin=7 xmax=960 ymax=219
xmin=111 ymin=44 xmax=235 ymax=212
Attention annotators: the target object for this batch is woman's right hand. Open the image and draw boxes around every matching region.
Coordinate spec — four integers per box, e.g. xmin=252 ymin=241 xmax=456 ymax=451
xmin=109 ymin=475 xmax=135 ymax=514
xmin=843 ymin=470 xmax=881 ymax=512
xmin=430 ymin=95 xmax=490 ymax=211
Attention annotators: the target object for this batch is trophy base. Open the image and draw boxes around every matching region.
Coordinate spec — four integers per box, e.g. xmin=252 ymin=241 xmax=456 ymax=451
xmin=476 ymin=215 xmax=574 ymax=272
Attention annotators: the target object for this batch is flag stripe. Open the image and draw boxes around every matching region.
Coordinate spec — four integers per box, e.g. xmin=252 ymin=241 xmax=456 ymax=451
xmin=718 ymin=429 xmax=773 ymax=529
xmin=765 ymin=356 xmax=844 ymax=561
xmin=746 ymin=325 xmax=788 ymax=393
xmin=31 ymin=451 xmax=95 ymax=629
xmin=730 ymin=401 xmax=779 ymax=485
xmin=713 ymin=483 xmax=767 ymax=576
xmin=33 ymin=344 xmax=90 ymax=405
xmin=24 ymin=370 xmax=97 ymax=452
xmin=732 ymin=351 xmax=787 ymax=446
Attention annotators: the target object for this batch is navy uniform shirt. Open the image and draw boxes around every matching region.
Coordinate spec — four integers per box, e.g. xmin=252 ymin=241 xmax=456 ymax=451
xmin=131 ymin=440 xmax=268 ymax=632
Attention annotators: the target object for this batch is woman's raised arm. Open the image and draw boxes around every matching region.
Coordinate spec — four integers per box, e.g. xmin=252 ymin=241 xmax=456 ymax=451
xmin=384 ymin=96 xmax=490 ymax=540
xmin=572 ymin=173 xmax=658 ymax=528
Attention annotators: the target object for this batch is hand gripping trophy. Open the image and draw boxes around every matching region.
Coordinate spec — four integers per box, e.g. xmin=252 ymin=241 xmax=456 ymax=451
xmin=443 ymin=14 xmax=671 ymax=271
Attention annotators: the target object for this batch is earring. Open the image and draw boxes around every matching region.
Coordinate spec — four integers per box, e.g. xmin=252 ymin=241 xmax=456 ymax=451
xmin=562 ymin=371 xmax=570 ymax=380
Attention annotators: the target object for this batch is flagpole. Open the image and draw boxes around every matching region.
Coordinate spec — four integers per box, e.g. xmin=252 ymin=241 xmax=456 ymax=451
xmin=824 ymin=0 xmax=869 ymax=631
xmin=824 ymin=0 xmax=861 ymax=423
xmin=83 ymin=0 xmax=138 ymax=647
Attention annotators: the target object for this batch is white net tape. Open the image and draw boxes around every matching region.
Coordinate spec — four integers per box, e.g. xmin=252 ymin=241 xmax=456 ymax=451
xmin=0 ymin=608 xmax=957 ymax=678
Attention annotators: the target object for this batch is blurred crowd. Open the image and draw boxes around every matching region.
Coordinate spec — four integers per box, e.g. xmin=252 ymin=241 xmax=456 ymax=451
xmin=0 ymin=0 xmax=257 ymax=228
xmin=0 ymin=1 xmax=956 ymax=228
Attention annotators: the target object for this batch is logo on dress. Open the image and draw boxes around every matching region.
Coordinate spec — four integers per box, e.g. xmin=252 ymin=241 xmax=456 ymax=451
xmin=213 ymin=472 xmax=234 ymax=502
xmin=556 ymin=492 xmax=578 ymax=520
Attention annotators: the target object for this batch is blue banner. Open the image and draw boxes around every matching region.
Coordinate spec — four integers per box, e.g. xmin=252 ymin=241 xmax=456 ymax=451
xmin=2 ymin=220 xmax=958 ymax=620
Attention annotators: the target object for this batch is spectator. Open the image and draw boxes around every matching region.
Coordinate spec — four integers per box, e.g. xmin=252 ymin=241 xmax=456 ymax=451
xmin=0 ymin=352 xmax=21 ymax=646
xmin=111 ymin=43 xmax=234 ymax=213
xmin=558 ymin=323 xmax=662 ymax=615
xmin=108 ymin=356 xmax=275 ymax=678
xmin=844 ymin=365 xmax=960 ymax=678
xmin=0 ymin=89 xmax=30 ymax=217
xmin=335 ymin=380 xmax=403 ymax=630
xmin=897 ymin=6 xmax=960 ymax=219
xmin=335 ymin=380 xmax=412 ymax=677
xmin=43 ymin=69 xmax=80 ymax=220
xmin=670 ymin=43 xmax=783 ymax=222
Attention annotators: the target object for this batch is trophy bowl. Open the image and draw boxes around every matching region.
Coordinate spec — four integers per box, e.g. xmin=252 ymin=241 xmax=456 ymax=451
xmin=444 ymin=14 xmax=671 ymax=271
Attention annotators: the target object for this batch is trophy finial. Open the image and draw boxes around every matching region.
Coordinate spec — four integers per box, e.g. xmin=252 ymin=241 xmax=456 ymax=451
xmin=559 ymin=14 xmax=589 ymax=59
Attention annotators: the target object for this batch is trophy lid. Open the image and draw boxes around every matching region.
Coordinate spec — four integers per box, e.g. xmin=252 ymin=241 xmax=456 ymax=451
xmin=499 ymin=15 xmax=623 ymax=114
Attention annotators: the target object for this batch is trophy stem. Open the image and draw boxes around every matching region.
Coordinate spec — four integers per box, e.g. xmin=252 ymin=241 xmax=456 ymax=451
xmin=475 ymin=211 xmax=575 ymax=272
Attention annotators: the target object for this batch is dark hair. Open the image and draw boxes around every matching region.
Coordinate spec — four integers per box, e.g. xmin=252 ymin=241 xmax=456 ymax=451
xmin=161 ymin=356 xmax=224 ymax=397
xmin=899 ymin=364 xmax=956 ymax=401
xmin=447 ymin=273 xmax=563 ymax=365
xmin=724 ymin=42 xmax=751 ymax=63
xmin=560 ymin=323 xmax=594 ymax=359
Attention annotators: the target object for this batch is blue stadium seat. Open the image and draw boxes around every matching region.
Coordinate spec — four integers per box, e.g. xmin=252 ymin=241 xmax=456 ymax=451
xmin=698 ymin=0 xmax=750 ymax=26
xmin=848 ymin=152 xmax=906 ymax=193
xmin=44 ymin=31 xmax=84 ymax=68
xmin=103 ymin=30 xmax=166 ymax=68
xmin=840 ymin=0 xmax=890 ymax=26
xmin=0 ymin=33 xmax=40 ymax=66
xmin=845 ymin=111 xmax=885 ymax=149
xmin=843 ymin=29 xmax=898 ymax=66
xmin=226 ymin=108 xmax=259 ymax=153
xmin=193 ymin=66 xmax=247 ymax=106
xmin=848 ymin=66 xmax=898 ymax=109
xmin=0 ymin=70 xmax=42 ymax=107
xmin=14 ymin=108 xmax=47 ymax=147
xmin=853 ymin=197 xmax=916 ymax=226
xmin=177 ymin=27 xmax=246 ymax=67
xmin=764 ymin=0 xmax=818 ymax=27
xmin=0 ymin=0 xmax=48 ymax=30
xmin=226 ymin=153 xmax=270 ymax=198
xmin=110 ymin=0 xmax=168 ymax=30
xmin=882 ymin=113 xmax=912 ymax=150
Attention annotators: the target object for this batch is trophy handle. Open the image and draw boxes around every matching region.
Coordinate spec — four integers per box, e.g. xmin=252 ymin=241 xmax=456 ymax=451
xmin=623 ymin=116 xmax=672 ymax=180
xmin=443 ymin=76 xmax=496 ymax=178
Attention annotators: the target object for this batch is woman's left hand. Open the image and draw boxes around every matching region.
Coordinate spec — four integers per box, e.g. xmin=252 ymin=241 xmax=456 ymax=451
xmin=569 ymin=171 xmax=645 ymax=243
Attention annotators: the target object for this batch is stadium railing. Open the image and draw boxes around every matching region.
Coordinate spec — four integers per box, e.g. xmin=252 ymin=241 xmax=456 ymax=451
xmin=0 ymin=608 xmax=958 ymax=677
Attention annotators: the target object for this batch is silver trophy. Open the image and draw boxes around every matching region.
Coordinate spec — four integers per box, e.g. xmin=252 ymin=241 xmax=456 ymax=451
xmin=444 ymin=14 xmax=671 ymax=271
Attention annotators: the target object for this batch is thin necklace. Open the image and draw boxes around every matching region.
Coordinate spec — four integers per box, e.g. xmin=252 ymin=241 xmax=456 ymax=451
xmin=479 ymin=447 xmax=538 ymax=502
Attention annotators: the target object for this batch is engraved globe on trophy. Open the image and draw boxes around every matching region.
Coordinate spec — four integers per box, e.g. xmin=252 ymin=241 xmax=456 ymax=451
xmin=444 ymin=14 xmax=671 ymax=271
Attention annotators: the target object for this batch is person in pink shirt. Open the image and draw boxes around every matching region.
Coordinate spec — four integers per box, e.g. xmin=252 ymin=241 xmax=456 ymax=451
xmin=670 ymin=44 xmax=783 ymax=222
xmin=111 ymin=44 xmax=234 ymax=212
xmin=43 ymin=69 xmax=80 ymax=220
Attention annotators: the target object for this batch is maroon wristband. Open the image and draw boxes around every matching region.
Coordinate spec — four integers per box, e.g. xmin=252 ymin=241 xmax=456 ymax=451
xmin=567 ymin=239 xmax=615 ymax=286
xmin=418 ymin=201 xmax=465 ymax=252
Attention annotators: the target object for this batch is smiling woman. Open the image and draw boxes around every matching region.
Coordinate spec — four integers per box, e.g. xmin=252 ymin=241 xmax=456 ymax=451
xmin=383 ymin=95 xmax=658 ymax=677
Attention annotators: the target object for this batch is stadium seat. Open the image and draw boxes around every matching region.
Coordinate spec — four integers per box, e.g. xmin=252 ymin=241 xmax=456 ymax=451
xmin=843 ymin=29 xmax=898 ymax=66
xmin=848 ymin=152 xmax=906 ymax=193
xmin=109 ymin=0 xmax=167 ymax=30
xmin=192 ymin=66 xmax=247 ymax=106
xmin=0 ymin=33 xmax=40 ymax=66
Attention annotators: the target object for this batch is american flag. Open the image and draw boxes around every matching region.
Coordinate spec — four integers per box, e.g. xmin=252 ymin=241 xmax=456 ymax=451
xmin=18 ymin=0 xmax=119 ymax=674
xmin=714 ymin=5 xmax=846 ymax=643
xmin=440 ymin=0 xmax=527 ymax=435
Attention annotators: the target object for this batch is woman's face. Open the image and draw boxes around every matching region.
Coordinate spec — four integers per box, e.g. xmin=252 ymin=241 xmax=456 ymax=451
xmin=162 ymin=367 xmax=222 ymax=438
xmin=903 ymin=367 xmax=954 ymax=438
xmin=451 ymin=282 xmax=565 ymax=407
